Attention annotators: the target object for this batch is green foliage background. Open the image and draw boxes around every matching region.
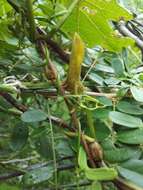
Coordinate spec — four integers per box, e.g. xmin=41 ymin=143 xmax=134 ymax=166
xmin=1 ymin=0 xmax=143 ymax=190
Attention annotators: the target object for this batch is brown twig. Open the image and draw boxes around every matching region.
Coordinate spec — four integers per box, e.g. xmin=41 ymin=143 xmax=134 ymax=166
xmin=21 ymin=87 xmax=117 ymax=99
xmin=0 ymin=163 xmax=75 ymax=181
xmin=36 ymin=27 xmax=70 ymax=63
xmin=0 ymin=92 xmax=74 ymax=131
xmin=113 ymin=177 xmax=141 ymax=190
xmin=0 ymin=92 xmax=27 ymax=112
xmin=81 ymin=133 xmax=96 ymax=167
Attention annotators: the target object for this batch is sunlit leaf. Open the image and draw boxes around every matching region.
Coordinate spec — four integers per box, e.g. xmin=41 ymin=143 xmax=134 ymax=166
xmin=62 ymin=0 xmax=133 ymax=51
xmin=131 ymin=86 xmax=143 ymax=102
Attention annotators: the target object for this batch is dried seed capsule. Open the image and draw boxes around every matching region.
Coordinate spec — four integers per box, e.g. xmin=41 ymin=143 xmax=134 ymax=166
xmin=89 ymin=141 xmax=103 ymax=161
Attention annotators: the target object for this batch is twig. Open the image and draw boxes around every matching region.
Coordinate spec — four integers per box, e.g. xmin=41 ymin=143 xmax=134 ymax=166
xmin=0 ymin=163 xmax=75 ymax=181
xmin=0 ymin=156 xmax=39 ymax=164
xmin=0 ymin=91 xmax=74 ymax=131
xmin=36 ymin=27 xmax=70 ymax=63
xmin=7 ymin=0 xmax=20 ymax=12
xmin=0 ymin=171 xmax=25 ymax=181
xmin=0 ymin=93 xmax=27 ymax=112
xmin=113 ymin=177 xmax=142 ymax=190
xmin=85 ymin=91 xmax=116 ymax=99
xmin=21 ymin=87 xmax=117 ymax=99
xmin=49 ymin=115 xmax=74 ymax=131
xmin=81 ymin=133 xmax=96 ymax=167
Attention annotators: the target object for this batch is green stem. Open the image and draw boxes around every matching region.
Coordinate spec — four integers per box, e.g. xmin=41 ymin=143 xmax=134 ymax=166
xmin=23 ymin=82 xmax=51 ymax=89
xmin=26 ymin=0 xmax=36 ymax=42
xmin=86 ymin=110 xmax=96 ymax=139
xmin=47 ymin=103 xmax=58 ymax=190
xmin=65 ymin=131 xmax=95 ymax=143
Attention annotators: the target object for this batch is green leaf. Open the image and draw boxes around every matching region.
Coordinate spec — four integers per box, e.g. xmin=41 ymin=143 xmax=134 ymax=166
xmin=118 ymin=167 xmax=143 ymax=188
xmin=78 ymin=146 xmax=118 ymax=180
xmin=104 ymin=148 xmax=139 ymax=163
xmin=117 ymin=128 xmax=143 ymax=144
xmin=0 ymin=184 xmax=20 ymax=190
xmin=93 ymin=109 xmax=110 ymax=120
xmin=121 ymin=159 xmax=143 ymax=175
xmin=56 ymin=140 xmax=73 ymax=157
xmin=35 ymin=135 xmax=53 ymax=159
xmin=22 ymin=165 xmax=54 ymax=186
xmin=85 ymin=167 xmax=118 ymax=181
xmin=101 ymin=139 xmax=115 ymax=150
xmin=10 ymin=123 xmax=29 ymax=151
xmin=131 ymin=86 xmax=143 ymax=102
xmin=104 ymin=77 xmax=120 ymax=86
xmin=109 ymin=111 xmax=143 ymax=128
xmin=117 ymin=101 xmax=143 ymax=115
xmin=95 ymin=121 xmax=111 ymax=141
xmin=111 ymin=58 xmax=125 ymax=77
xmin=62 ymin=0 xmax=133 ymax=51
xmin=91 ymin=181 xmax=102 ymax=190
xmin=96 ymin=64 xmax=114 ymax=73
xmin=0 ymin=20 xmax=18 ymax=45
xmin=88 ymin=73 xmax=104 ymax=85
xmin=96 ymin=97 xmax=112 ymax=106
xmin=0 ymin=0 xmax=12 ymax=17
xmin=21 ymin=109 xmax=47 ymax=123
xmin=78 ymin=146 xmax=88 ymax=170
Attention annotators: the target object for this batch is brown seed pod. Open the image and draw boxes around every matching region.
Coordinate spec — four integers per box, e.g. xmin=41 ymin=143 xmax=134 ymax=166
xmin=89 ymin=141 xmax=103 ymax=161
xmin=44 ymin=59 xmax=57 ymax=81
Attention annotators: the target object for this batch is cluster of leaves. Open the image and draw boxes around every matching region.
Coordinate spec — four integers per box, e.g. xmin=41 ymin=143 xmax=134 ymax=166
xmin=1 ymin=0 xmax=143 ymax=190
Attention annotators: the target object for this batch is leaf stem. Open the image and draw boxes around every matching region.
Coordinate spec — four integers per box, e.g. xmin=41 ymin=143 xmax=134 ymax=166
xmin=86 ymin=109 xmax=96 ymax=139
xmin=47 ymin=102 xmax=58 ymax=190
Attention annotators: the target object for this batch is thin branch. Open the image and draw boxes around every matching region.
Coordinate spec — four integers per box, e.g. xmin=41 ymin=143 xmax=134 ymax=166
xmin=0 ymin=163 xmax=75 ymax=181
xmin=86 ymin=91 xmax=116 ymax=99
xmin=0 ymin=93 xmax=27 ymax=112
xmin=36 ymin=27 xmax=70 ymax=63
xmin=81 ymin=133 xmax=96 ymax=167
xmin=20 ymin=86 xmax=116 ymax=99
xmin=7 ymin=0 xmax=20 ymax=12
xmin=113 ymin=177 xmax=142 ymax=190
xmin=0 ymin=171 xmax=25 ymax=181
xmin=49 ymin=115 xmax=75 ymax=131
xmin=0 ymin=92 xmax=73 ymax=131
